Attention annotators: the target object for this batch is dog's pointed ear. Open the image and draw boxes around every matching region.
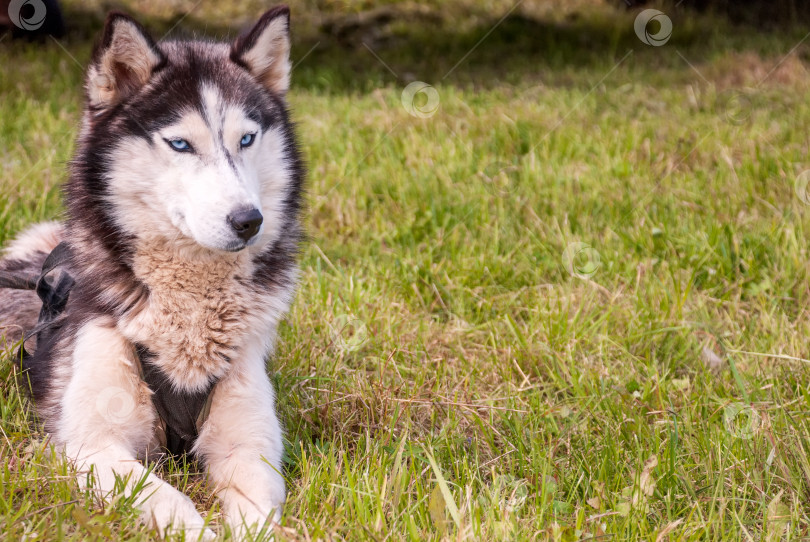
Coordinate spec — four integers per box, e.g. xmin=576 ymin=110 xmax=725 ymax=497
xmin=86 ymin=12 xmax=165 ymax=109
xmin=230 ymin=6 xmax=291 ymax=95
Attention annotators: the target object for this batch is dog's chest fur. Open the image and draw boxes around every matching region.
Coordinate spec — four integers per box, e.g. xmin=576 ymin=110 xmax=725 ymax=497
xmin=119 ymin=240 xmax=260 ymax=391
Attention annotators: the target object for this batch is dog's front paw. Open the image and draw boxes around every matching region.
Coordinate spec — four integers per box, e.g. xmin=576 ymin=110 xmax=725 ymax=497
xmin=224 ymin=497 xmax=282 ymax=541
xmin=143 ymin=488 xmax=214 ymax=540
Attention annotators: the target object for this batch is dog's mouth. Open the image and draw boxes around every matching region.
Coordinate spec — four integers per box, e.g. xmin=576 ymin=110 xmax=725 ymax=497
xmin=171 ymin=211 xmax=254 ymax=253
xmin=222 ymin=230 xmax=263 ymax=252
xmin=223 ymin=241 xmax=248 ymax=253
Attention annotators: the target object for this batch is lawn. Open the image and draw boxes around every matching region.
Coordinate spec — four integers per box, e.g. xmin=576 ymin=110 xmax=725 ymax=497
xmin=2 ymin=0 xmax=810 ymax=540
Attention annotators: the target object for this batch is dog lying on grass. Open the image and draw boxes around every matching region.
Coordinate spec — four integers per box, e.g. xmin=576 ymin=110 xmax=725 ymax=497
xmin=0 ymin=5 xmax=304 ymax=539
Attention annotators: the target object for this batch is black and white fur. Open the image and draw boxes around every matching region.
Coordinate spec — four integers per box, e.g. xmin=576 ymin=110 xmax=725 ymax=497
xmin=0 ymin=6 xmax=304 ymax=539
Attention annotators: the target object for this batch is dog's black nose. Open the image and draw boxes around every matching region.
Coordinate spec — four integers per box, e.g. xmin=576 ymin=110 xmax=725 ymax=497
xmin=227 ymin=208 xmax=263 ymax=241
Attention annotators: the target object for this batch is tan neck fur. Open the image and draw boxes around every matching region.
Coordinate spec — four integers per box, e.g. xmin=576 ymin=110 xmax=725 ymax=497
xmin=119 ymin=239 xmax=258 ymax=391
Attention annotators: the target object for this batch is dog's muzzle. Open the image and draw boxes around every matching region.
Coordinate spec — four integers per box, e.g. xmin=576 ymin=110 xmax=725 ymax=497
xmin=227 ymin=207 xmax=263 ymax=242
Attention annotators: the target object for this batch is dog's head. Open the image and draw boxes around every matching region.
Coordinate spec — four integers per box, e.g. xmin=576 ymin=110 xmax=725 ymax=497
xmin=70 ymin=7 xmax=301 ymax=254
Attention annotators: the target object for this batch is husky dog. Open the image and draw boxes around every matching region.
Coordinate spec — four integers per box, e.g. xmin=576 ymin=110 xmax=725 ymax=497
xmin=0 ymin=6 xmax=303 ymax=539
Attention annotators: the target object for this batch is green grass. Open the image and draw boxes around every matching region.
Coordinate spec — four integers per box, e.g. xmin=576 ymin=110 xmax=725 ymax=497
xmin=3 ymin=0 xmax=810 ymax=539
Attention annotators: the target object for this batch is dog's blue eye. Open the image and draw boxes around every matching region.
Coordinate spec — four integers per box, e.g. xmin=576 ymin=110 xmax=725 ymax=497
xmin=167 ymin=138 xmax=192 ymax=152
xmin=240 ymin=133 xmax=256 ymax=148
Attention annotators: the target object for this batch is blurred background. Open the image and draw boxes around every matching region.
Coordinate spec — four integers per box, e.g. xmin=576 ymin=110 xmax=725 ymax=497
xmin=3 ymin=0 xmax=810 ymax=90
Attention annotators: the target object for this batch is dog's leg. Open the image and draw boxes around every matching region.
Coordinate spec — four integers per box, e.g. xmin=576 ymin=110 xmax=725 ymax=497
xmin=195 ymin=341 xmax=285 ymax=540
xmin=57 ymin=318 xmax=214 ymax=539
